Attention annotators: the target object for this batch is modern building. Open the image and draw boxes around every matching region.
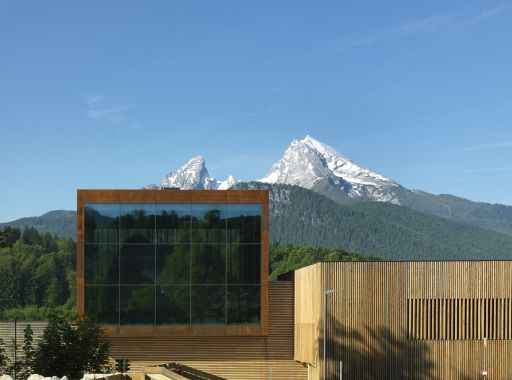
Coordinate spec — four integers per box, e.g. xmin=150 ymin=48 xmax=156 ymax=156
xmin=77 ymin=189 xmax=306 ymax=379
xmin=294 ymin=261 xmax=512 ymax=380
xmin=77 ymin=190 xmax=512 ymax=380
xmin=77 ymin=189 xmax=269 ymax=336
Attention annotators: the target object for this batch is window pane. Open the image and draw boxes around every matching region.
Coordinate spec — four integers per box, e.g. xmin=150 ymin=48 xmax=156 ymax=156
xmin=120 ymin=286 xmax=155 ymax=325
xmin=120 ymin=244 xmax=155 ymax=285
xmin=156 ymin=245 xmax=190 ymax=285
xmin=191 ymin=204 xmax=226 ymax=244
xmin=85 ymin=204 xmax=119 ymax=244
xmin=227 ymin=204 xmax=261 ymax=244
xmin=120 ymin=204 xmax=155 ymax=244
xmin=227 ymin=285 xmax=260 ymax=324
xmin=191 ymin=244 xmax=225 ymax=284
xmin=85 ymin=286 xmax=119 ymax=324
xmin=227 ymin=244 xmax=261 ymax=284
xmin=156 ymin=204 xmax=190 ymax=244
xmin=156 ymin=286 xmax=190 ymax=324
xmin=191 ymin=285 xmax=226 ymax=324
xmin=85 ymin=244 xmax=119 ymax=285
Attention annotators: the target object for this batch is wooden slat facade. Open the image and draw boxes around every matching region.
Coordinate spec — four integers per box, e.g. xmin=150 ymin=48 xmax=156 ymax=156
xmin=109 ymin=281 xmax=307 ymax=380
xmin=294 ymin=261 xmax=512 ymax=380
xmin=0 ymin=321 xmax=47 ymax=361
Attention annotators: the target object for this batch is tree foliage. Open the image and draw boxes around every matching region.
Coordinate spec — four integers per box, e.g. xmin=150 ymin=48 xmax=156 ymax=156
xmin=0 ymin=226 xmax=75 ymax=320
xmin=0 ymin=338 xmax=6 ymax=373
xmin=269 ymin=243 xmax=380 ymax=279
xmin=32 ymin=315 xmax=111 ymax=379
xmin=236 ymin=182 xmax=512 ymax=260
xmin=19 ymin=324 xmax=35 ymax=380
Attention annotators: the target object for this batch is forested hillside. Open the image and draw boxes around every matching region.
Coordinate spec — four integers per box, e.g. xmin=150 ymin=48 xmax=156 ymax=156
xmin=0 ymin=226 xmax=371 ymax=320
xmin=0 ymin=226 xmax=76 ymax=320
xmin=269 ymin=244 xmax=379 ymax=279
xmin=0 ymin=210 xmax=75 ymax=237
xmin=236 ymin=182 xmax=512 ymax=260
xmin=4 ymin=183 xmax=512 ymax=261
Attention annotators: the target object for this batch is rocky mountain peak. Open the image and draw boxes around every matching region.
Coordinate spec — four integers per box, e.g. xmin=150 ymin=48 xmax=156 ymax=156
xmin=157 ymin=156 xmax=236 ymax=190
xmin=260 ymin=135 xmax=400 ymax=203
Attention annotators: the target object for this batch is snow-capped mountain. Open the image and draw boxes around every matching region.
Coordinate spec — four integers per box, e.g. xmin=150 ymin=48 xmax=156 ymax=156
xmin=260 ymin=135 xmax=401 ymax=203
xmin=151 ymin=156 xmax=237 ymax=190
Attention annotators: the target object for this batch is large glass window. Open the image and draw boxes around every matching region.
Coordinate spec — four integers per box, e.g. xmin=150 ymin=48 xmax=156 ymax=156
xmin=84 ymin=244 xmax=118 ymax=285
xmin=156 ymin=286 xmax=190 ymax=324
xmin=120 ymin=204 xmax=155 ymax=244
xmin=120 ymin=244 xmax=154 ymax=285
xmin=85 ymin=286 xmax=119 ymax=324
xmin=83 ymin=202 xmax=262 ymax=326
xmin=191 ymin=204 xmax=226 ymax=244
xmin=156 ymin=204 xmax=190 ymax=244
xmin=191 ymin=285 xmax=226 ymax=324
xmin=227 ymin=204 xmax=261 ymax=244
xmin=85 ymin=204 xmax=120 ymax=244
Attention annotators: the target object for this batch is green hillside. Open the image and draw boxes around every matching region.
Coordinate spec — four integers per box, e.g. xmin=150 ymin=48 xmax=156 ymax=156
xmin=394 ymin=188 xmax=512 ymax=236
xmin=312 ymin=180 xmax=512 ymax=236
xmin=0 ymin=210 xmax=75 ymax=237
xmin=0 ymin=226 xmax=371 ymax=320
xmin=3 ymin=184 xmax=512 ymax=260
xmin=236 ymin=182 xmax=512 ymax=260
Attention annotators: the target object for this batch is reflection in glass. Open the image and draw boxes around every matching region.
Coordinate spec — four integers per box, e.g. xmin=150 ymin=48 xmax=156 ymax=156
xmin=120 ymin=286 xmax=155 ymax=324
xmin=120 ymin=204 xmax=155 ymax=244
xmin=191 ymin=204 xmax=226 ymax=244
xmin=156 ymin=204 xmax=190 ymax=244
xmin=85 ymin=204 xmax=120 ymax=244
xmin=85 ymin=244 xmax=119 ymax=285
xmin=156 ymin=286 xmax=190 ymax=324
xmin=227 ymin=285 xmax=260 ymax=324
xmin=191 ymin=244 xmax=225 ymax=284
xmin=85 ymin=286 xmax=119 ymax=324
xmin=83 ymin=202 xmax=263 ymax=327
xmin=120 ymin=244 xmax=155 ymax=285
xmin=156 ymin=245 xmax=190 ymax=285
xmin=227 ymin=204 xmax=261 ymax=244
xmin=191 ymin=285 xmax=226 ymax=324
xmin=227 ymin=244 xmax=261 ymax=284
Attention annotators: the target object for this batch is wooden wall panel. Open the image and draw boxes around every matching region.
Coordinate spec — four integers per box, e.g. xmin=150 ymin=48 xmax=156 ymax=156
xmin=0 ymin=321 xmax=47 ymax=361
xmin=109 ymin=281 xmax=307 ymax=380
xmin=295 ymin=261 xmax=512 ymax=380
xmin=294 ymin=263 xmax=322 ymax=366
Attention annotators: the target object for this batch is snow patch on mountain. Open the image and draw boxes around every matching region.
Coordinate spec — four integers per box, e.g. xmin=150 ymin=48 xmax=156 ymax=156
xmin=156 ymin=156 xmax=237 ymax=190
xmin=259 ymin=135 xmax=401 ymax=203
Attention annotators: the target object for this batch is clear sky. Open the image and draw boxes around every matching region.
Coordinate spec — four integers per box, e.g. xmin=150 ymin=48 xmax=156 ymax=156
xmin=1 ymin=0 xmax=512 ymax=222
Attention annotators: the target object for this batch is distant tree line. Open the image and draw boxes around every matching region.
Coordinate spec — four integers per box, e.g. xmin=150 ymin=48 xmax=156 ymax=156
xmin=0 ymin=226 xmax=75 ymax=320
xmin=269 ymin=243 xmax=380 ymax=279
xmin=0 ymin=226 xmax=380 ymax=319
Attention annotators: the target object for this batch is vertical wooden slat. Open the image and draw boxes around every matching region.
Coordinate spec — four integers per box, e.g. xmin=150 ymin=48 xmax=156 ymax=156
xmin=295 ymin=262 xmax=512 ymax=380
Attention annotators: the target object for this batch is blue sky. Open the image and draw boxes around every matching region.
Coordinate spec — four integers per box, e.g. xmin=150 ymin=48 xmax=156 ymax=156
xmin=1 ymin=0 xmax=512 ymax=222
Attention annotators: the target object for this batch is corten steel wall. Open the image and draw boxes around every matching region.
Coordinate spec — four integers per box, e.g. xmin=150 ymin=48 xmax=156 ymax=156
xmin=294 ymin=261 xmax=512 ymax=380
xmin=76 ymin=189 xmax=269 ymax=337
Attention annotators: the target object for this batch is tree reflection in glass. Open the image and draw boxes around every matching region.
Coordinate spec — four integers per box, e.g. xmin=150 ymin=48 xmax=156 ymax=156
xmin=191 ymin=204 xmax=226 ymax=244
xmin=120 ymin=204 xmax=155 ymax=244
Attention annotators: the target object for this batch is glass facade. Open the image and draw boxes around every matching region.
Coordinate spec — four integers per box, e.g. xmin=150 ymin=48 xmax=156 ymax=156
xmin=84 ymin=202 xmax=262 ymax=325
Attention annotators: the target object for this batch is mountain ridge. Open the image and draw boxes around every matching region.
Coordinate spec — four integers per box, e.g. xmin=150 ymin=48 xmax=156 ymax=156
xmin=3 ymin=183 xmax=512 ymax=261
xmin=143 ymin=135 xmax=512 ymax=235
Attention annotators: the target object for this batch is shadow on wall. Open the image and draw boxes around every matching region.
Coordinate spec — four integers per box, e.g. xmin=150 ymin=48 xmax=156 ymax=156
xmin=320 ymin=310 xmax=437 ymax=380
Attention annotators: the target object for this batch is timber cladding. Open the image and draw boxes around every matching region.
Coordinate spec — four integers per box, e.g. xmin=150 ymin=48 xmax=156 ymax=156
xmin=76 ymin=189 xmax=269 ymax=337
xmin=109 ymin=281 xmax=307 ymax=380
xmin=294 ymin=261 xmax=512 ymax=380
